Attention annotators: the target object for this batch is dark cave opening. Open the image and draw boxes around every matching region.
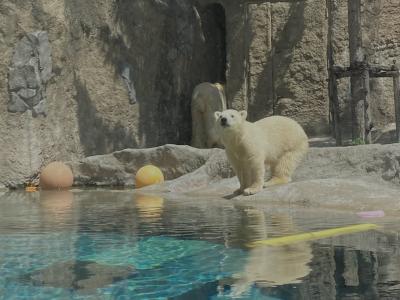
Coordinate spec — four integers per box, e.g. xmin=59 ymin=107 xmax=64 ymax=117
xmin=200 ymin=3 xmax=227 ymax=84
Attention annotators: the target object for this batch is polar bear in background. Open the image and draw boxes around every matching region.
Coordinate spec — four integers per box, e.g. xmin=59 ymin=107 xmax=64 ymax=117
xmin=214 ymin=109 xmax=308 ymax=196
xmin=191 ymin=82 xmax=226 ymax=148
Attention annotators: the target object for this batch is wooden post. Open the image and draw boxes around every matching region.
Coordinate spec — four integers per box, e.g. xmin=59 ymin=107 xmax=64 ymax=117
xmin=327 ymin=0 xmax=342 ymax=146
xmin=329 ymin=70 xmax=342 ymax=145
xmin=348 ymin=0 xmax=370 ymax=144
xmin=362 ymin=61 xmax=372 ymax=143
xmin=393 ymin=64 xmax=400 ymax=142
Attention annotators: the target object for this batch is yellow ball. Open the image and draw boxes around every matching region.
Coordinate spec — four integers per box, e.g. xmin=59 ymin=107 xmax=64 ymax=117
xmin=135 ymin=165 xmax=164 ymax=188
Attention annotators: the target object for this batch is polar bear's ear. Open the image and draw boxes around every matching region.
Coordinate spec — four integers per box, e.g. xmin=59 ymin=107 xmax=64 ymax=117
xmin=214 ymin=111 xmax=221 ymax=120
xmin=239 ymin=110 xmax=247 ymax=120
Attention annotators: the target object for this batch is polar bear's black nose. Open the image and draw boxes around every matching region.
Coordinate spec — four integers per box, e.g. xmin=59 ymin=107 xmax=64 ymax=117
xmin=220 ymin=117 xmax=227 ymax=126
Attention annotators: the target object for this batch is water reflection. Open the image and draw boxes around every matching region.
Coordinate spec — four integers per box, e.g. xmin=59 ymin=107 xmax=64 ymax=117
xmin=230 ymin=209 xmax=312 ymax=297
xmin=39 ymin=190 xmax=74 ymax=223
xmin=135 ymin=193 xmax=164 ymax=220
xmin=0 ymin=190 xmax=400 ymax=299
xmin=18 ymin=260 xmax=136 ymax=292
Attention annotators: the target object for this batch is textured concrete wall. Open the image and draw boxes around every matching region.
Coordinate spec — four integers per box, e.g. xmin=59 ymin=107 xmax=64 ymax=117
xmin=0 ymin=0 xmax=223 ymax=185
xmin=230 ymin=0 xmax=329 ymax=135
xmin=1 ymin=0 xmax=400 ymax=185
xmin=245 ymin=3 xmax=274 ymax=121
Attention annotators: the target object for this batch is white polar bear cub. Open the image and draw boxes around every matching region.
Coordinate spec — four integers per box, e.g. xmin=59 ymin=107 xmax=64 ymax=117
xmin=215 ymin=109 xmax=309 ymax=196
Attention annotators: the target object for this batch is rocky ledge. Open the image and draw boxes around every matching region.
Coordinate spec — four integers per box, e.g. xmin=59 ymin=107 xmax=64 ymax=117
xmin=137 ymin=143 xmax=400 ymax=213
xmin=3 ymin=143 xmax=400 ymax=213
xmin=67 ymin=143 xmax=400 ymax=212
xmin=67 ymin=144 xmax=219 ymax=186
xmin=66 ymin=143 xmax=400 ymax=187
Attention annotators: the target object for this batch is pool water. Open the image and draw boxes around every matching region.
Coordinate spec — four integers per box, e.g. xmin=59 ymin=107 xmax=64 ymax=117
xmin=0 ymin=189 xmax=400 ymax=299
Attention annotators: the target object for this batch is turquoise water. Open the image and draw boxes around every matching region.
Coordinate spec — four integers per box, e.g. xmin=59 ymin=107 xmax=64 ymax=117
xmin=1 ymin=234 xmax=249 ymax=299
xmin=0 ymin=190 xmax=400 ymax=299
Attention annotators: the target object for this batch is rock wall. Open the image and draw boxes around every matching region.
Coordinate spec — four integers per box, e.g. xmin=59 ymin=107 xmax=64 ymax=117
xmin=244 ymin=1 xmax=329 ymax=135
xmin=0 ymin=0 xmax=400 ymax=185
xmin=330 ymin=0 xmax=400 ymax=138
xmin=0 ymin=0 xmax=224 ymax=185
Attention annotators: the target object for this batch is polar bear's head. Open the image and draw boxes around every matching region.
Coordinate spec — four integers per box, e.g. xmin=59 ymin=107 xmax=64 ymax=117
xmin=214 ymin=109 xmax=247 ymax=129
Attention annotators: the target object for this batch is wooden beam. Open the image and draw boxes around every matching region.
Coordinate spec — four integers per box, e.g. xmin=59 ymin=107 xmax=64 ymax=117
xmin=331 ymin=66 xmax=352 ymax=78
xmin=327 ymin=0 xmax=342 ymax=146
xmin=393 ymin=66 xmax=400 ymax=142
xmin=348 ymin=0 xmax=370 ymax=144
xmin=370 ymin=69 xmax=399 ymax=78
xmin=329 ymin=71 xmax=342 ymax=145
xmin=332 ymin=65 xmax=399 ymax=78
xmin=362 ymin=62 xmax=372 ymax=143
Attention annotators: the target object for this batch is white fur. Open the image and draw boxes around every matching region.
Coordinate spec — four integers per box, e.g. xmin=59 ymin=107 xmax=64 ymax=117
xmin=191 ymin=82 xmax=226 ymax=148
xmin=215 ymin=109 xmax=309 ymax=195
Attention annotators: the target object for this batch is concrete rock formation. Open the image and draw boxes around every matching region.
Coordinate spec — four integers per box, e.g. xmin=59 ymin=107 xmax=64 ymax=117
xmin=8 ymin=31 xmax=51 ymax=116
xmin=3 ymin=142 xmax=400 ymax=192
xmin=139 ymin=144 xmax=400 ymax=214
xmin=67 ymin=144 xmax=218 ymax=187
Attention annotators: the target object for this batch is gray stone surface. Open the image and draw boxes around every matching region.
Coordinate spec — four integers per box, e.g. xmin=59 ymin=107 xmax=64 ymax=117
xmin=140 ymin=143 xmax=400 ymax=195
xmin=8 ymin=31 xmax=51 ymax=116
xmin=120 ymin=62 xmax=137 ymax=104
xmin=372 ymin=123 xmax=397 ymax=144
xmin=8 ymin=93 xmax=29 ymax=112
xmin=34 ymin=31 xmax=52 ymax=83
xmin=181 ymin=177 xmax=400 ymax=214
xmin=32 ymin=142 xmax=400 ymax=213
xmin=138 ymin=143 xmax=400 ymax=212
xmin=67 ymin=144 xmax=218 ymax=187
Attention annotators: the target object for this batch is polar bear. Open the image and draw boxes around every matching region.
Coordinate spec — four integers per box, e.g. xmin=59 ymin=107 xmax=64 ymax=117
xmin=191 ymin=82 xmax=226 ymax=148
xmin=214 ymin=109 xmax=308 ymax=196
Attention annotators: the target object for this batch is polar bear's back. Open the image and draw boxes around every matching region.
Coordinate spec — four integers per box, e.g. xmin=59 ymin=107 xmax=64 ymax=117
xmin=191 ymin=82 xmax=226 ymax=113
xmin=254 ymin=115 xmax=308 ymax=153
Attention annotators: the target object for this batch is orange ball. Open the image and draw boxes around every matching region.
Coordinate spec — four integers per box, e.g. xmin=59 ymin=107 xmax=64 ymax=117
xmin=40 ymin=161 xmax=73 ymax=190
xmin=135 ymin=165 xmax=164 ymax=188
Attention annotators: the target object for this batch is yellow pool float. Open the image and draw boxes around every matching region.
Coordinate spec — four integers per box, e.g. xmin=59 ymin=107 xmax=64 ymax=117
xmin=247 ymin=223 xmax=379 ymax=247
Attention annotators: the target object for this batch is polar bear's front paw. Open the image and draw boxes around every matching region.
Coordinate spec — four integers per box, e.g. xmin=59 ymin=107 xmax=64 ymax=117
xmin=243 ymin=187 xmax=262 ymax=196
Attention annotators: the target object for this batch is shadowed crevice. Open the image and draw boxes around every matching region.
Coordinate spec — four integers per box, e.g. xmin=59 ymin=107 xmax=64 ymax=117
xmin=73 ymin=73 xmax=138 ymax=156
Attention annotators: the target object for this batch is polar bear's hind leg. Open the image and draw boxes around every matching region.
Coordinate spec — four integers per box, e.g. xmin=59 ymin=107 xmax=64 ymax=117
xmin=265 ymin=142 xmax=308 ymax=187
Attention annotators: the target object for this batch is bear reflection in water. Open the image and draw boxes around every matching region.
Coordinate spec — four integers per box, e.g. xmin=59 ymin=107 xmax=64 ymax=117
xmin=230 ymin=209 xmax=312 ymax=296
